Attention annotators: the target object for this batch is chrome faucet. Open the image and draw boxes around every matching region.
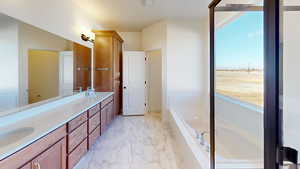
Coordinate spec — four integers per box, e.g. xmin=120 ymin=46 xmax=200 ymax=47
xmin=196 ymin=131 xmax=208 ymax=146
xmin=73 ymin=87 xmax=83 ymax=93
xmin=86 ymin=87 xmax=96 ymax=97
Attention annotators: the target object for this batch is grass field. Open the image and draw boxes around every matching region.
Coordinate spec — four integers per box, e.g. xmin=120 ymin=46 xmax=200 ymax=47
xmin=216 ymin=70 xmax=264 ymax=107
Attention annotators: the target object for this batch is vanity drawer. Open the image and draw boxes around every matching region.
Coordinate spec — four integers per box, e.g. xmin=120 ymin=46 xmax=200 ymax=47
xmin=68 ymin=139 xmax=87 ymax=169
xmin=88 ymin=125 xmax=100 ymax=149
xmin=101 ymin=95 xmax=113 ymax=108
xmin=88 ymin=112 xmax=100 ymax=133
xmin=68 ymin=122 xmax=87 ymax=153
xmin=68 ymin=112 xmax=87 ymax=133
xmin=88 ymin=104 xmax=100 ymax=118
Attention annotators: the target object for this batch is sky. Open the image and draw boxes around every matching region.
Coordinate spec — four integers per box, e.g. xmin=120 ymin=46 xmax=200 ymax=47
xmin=216 ymin=12 xmax=264 ymax=70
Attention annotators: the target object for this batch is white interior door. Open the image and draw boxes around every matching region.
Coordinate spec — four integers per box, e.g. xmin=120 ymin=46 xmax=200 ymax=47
xmin=123 ymin=51 xmax=146 ymax=116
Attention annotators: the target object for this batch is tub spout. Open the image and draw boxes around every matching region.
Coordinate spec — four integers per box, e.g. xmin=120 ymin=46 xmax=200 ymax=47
xmin=200 ymin=131 xmax=208 ymax=145
xmin=196 ymin=131 xmax=208 ymax=146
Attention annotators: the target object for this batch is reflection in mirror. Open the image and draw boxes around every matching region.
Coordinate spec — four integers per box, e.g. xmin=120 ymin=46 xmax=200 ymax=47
xmin=0 ymin=13 xmax=91 ymax=113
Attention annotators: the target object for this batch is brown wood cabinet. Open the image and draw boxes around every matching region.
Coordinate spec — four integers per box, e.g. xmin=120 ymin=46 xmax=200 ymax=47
xmin=67 ymin=139 xmax=87 ymax=169
xmin=67 ymin=111 xmax=87 ymax=133
xmin=31 ymin=137 xmax=67 ymax=169
xmin=67 ymin=113 xmax=88 ymax=168
xmin=67 ymin=122 xmax=88 ymax=153
xmin=88 ymin=125 xmax=100 ymax=149
xmin=93 ymin=30 xmax=123 ymax=116
xmin=100 ymin=99 xmax=114 ymax=134
xmin=1 ymin=95 xmax=116 ymax=169
xmin=0 ymin=126 xmax=67 ymax=169
xmin=73 ymin=43 xmax=92 ymax=91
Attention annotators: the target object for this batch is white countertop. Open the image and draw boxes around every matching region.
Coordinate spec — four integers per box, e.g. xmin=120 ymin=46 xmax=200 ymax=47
xmin=0 ymin=92 xmax=113 ymax=160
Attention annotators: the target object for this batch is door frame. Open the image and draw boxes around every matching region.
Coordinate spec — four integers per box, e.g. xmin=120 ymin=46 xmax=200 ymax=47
xmin=208 ymin=0 xmax=281 ymax=168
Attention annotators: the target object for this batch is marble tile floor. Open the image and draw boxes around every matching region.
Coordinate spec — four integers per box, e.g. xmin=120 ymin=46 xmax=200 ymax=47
xmin=74 ymin=113 xmax=180 ymax=169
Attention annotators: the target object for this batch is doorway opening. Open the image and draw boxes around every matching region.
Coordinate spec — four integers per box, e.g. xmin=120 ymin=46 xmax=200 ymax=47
xmin=146 ymin=49 xmax=162 ymax=115
xmin=122 ymin=50 xmax=163 ymax=117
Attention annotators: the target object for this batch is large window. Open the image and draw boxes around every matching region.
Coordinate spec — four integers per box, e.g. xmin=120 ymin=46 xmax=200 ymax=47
xmin=215 ymin=12 xmax=264 ymax=107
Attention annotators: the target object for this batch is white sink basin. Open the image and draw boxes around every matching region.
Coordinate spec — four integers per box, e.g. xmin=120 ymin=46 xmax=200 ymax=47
xmin=0 ymin=127 xmax=34 ymax=148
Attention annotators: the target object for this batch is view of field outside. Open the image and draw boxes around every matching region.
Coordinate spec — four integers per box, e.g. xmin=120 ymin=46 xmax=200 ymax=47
xmin=216 ymin=12 xmax=264 ymax=107
xmin=216 ymin=70 xmax=264 ymax=107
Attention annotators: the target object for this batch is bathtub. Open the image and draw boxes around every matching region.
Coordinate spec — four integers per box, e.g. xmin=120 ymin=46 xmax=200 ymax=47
xmin=167 ymin=93 xmax=264 ymax=169
xmin=186 ymin=117 xmax=263 ymax=169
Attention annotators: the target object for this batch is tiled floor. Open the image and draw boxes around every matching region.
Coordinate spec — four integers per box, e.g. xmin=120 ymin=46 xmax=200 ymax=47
xmin=74 ymin=113 xmax=180 ymax=169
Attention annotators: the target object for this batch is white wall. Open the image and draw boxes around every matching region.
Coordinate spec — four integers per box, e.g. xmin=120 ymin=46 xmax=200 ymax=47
xmin=140 ymin=19 xmax=210 ymax=169
xmin=141 ymin=19 xmax=210 ymax=121
xmin=19 ymin=23 xmax=72 ymax=106
xmin=142 ymin=21 xmax=167 ymax=51
xmin=166 ymin=19 xmax=209 ymax=121
xmin=147 ymin=50 xmax=162 ymax=113
xmin=283 ymin=10 xmax=300 ymax=160
xmin=119 ymin=32 xmax=142 ymax=51
xmin=0 ymin=14 xmax=19 ymax=111
xmin=0 ymin=0 xmax=103 ymax=48
xmin=142 ymin=21 xmax=168 ymax=119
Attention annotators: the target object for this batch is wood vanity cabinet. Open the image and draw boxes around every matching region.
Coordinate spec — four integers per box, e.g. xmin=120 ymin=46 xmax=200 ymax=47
xmin=19 ymin=137 xmax=66 ymax=169
xmin=93 ymin=30 xmax=123 ymax=116
xmin=1 ymin=95 xmax=117 ymax=169
xmin=67 ymin=140 xmax=87 ymax=169
xmin=87 ymin=104 xmax=101 ymax=149
xmin=67 ymin=112 xmax=88 ymax=169
xmin=30 ymin=138 xmax=67 ymax=169
xmin=100 ymin=96 xmax=114 ymax=133
xmin=19 ymin=138 xmax=66 ymax=169
xmin=0 ymin=126 xmax=67 ymax=169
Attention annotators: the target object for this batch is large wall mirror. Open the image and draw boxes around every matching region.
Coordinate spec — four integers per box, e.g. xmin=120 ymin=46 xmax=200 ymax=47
xmin=0 ymin=13 xmax=91 ymax=114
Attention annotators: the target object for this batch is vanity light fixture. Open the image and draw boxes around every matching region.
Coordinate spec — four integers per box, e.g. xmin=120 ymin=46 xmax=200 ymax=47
xmin=81 ymin=34 xmax=95 ymax=43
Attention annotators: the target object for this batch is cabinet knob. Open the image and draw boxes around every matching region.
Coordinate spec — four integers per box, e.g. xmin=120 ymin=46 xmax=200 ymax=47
xmin=123 ymin=86 xmax=127 ymax=89
xmin=34 ymin=162 xmax=41 ymax=169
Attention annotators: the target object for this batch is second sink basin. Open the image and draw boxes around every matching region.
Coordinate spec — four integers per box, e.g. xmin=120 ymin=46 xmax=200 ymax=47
xmin=0 ymin=127 xmax=34 ymax=148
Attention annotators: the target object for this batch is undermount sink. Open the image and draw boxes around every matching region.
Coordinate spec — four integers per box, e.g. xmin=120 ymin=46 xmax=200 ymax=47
xmin=0 ymin=127 xmax=34 ymax=148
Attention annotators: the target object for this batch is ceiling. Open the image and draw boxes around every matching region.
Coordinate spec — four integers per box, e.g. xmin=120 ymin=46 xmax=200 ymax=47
xmin=72 ymin=0 xmax=211 ymax=31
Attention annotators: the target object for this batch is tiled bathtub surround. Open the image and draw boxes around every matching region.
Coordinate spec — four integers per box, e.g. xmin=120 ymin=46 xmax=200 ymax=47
xmin=74 ymin=113 xmax=180 ymax=169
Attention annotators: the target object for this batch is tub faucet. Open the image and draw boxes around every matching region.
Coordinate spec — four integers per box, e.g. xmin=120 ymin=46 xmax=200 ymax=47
xmin=196 ymin=131 xmax=208 ymax=146
xmin=200 ymin=131 xmax=208 ymax=145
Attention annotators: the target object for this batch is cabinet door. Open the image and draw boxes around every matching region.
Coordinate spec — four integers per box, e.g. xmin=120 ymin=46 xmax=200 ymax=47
xmin=94 ymin=36 xmax=113 ymax=92
xmin=109 ymin=101 xmax=115 ymax=120
xmin=73 ymin=43 xmax=92 ymax=91
xmin=114 ymin=80 xmax=121 ymax=116
xmin=106 ymin=104 xmax=111 ymax=125
xmin=32 ymin=138 xmax=67 ymax=169
xmin=113 ymin=39 xmax=122 ymax=116
xmin=100 ymin=107 xmax=107 ymax=134
xmin=108 ymin=101 xmax=113 ymax=121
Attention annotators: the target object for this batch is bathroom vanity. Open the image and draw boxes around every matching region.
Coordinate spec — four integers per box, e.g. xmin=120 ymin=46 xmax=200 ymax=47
xmin=0 ymin=92 xmax=115 ymax=169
